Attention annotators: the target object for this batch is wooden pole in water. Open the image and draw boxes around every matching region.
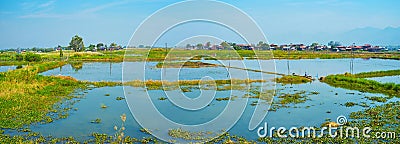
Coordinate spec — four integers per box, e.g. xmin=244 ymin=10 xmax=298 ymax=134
xmin=164 ymin=43 xmax=167 ymax=77
xmin=287 ymin=43 xmax=291 ymax=75
xmin=350 ymin=43 xmax=355 ymax=74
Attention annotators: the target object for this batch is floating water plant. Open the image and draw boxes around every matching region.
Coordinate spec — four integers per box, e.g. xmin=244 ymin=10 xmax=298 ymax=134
xmin=344 ymin=102 xmax=356 ymax=107
xmin=140 ymin=128 xmax=151 ymax=134
xmin=100 ymin=104 xmax=108 ymax=109
xmin=250 ymin=101 xmax=258 ymax=106
xmin=365 ymin=96 xmax=387 ymax=103
xmin=180 ymin=87 xmax=191 ymax=92
xmin=168 ymin=128 xmax=213 ymax=141
xmin=91 ymin=118 xmax=101 ymax=124
xmin=216 ymin=97 xmax=230 ymax=101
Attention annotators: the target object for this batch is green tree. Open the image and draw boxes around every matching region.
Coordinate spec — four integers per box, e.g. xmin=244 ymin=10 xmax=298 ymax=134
xmin=328 ymin=41 xmax=341 ymax=48
xmin=97 ymin=43 xmax=104 ymax=49
xmin=59 ymin=45 xmax=63 ymax=58
xmin=15 ymin=54 xmax=24 ymax=61
xmin=205 ymin=42 xmax=211 ymax=48
xmin=220 ymin=41 xmax=230 ymax=49
xmin=88 ymin=44 xmax=95 ymax=51
xmin=24 ymin=53 xmax=42 ymax=62
xmin=310 ymin=42 xmax=319 ymax=50
xmin=196 ymin=43 xmax=203 ymax=49
xmin=258 ymin=41 xmax=270 ymax=50
xmin=230 ymin=43 xmax=241 ymax=50
xmin=110 ymin=42 xmax=117 ymax=48
xmin=186 ymin=44 xmax=191 ymax=49
xmin=69 ymin=35 xmax=84 ymax=52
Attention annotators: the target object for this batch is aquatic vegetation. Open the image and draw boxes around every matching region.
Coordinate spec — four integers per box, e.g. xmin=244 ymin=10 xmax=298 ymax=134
xmin=168 ymin=128 xmax=214 ymax=141
xmin=180 ymin=87 xmax=192 ymax=92
xmin=365 ymin=96 xmax=387 ymax=103
xmin=158 ymin=97 xmax=167 ymax=100
xmin=216 ymin=97 xmax=230 ymax=101
xmin=69 ymin=61 xmax=83 ymax=71
xmin=275 ymin=75 xmax=312 ymax=84
xmin=349 ymin=101 xmax=399 ymax=141
xmin=250 ymin=101 xmax=258 ymax=106
xmin=277 ymin=90 xmax=309 ymax=105
xmin=91 ymin=118 xmax=101 ymax=124
xmin=0 ymin=62 xmax=86 ymax=129
xmin=344 ymin=102 xmax=356 ymax=107
xmin=115 ymin=97 xmax=125 ymax=100
xmin=243 ymin=89 xmax=274 ymax=101
xmin=140 ymin=128 xmax=151 ymax=134
xmin=100 ymin=104 xmax=108 ymax=109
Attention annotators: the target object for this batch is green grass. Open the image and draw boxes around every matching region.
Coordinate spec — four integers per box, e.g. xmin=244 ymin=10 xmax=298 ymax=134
xmin=69 ymin=61 xmax=83 ymax=70
xmin=275 ymin=75 xmax=312 ymax=84
xmin=2 ymin=49 xmax=400 ymax=62
xmin=0 ymin=62 xmax=86 ymax=129
xmin=277 ymin=90 xmax=309 ymax=105
xmin=321 ymin=72 xmax=400 ymax=97
xmin=351 ymin=69 xmax=400 ymax=78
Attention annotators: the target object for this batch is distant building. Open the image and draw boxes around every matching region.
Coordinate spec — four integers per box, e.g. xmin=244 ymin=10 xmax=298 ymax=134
xmin=237 ymin=44 xmax=254 ymax=50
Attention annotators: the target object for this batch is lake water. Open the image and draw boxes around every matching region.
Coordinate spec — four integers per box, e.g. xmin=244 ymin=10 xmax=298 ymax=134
xmin=0 ymin=65 xmax=17 ymax=72
xmin=40 ymin=58 xmax=399 ymax=81
xmin=31 ymin=58 xmax=399 ymax=142
xmin=366 ymin=75 xmax=400 ymax=84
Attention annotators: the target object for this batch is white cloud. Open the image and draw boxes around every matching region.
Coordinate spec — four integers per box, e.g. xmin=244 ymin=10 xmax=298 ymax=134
xmin=80 ymin=0 xmax=130 ymax=14
xmin=38 ymin=0 xmax=56 ymax=8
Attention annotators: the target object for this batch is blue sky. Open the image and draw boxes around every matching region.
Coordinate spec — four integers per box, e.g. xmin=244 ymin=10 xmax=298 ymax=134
xmin=0 ymin=0 xmax=399 ymax=49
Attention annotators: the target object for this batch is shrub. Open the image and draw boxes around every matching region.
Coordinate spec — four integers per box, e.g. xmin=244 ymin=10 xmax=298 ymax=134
xmin=15 ymin=54 xmax=24 ymax=61
xmin=24 ymin=53 xmax=42 ymax=62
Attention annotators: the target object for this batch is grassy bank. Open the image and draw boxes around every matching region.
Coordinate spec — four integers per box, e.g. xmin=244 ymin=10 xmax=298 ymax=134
xmin=0 ymin=62 xmax=86 ymax=129
xmin=2 ymin=49 xmax=399 ymax=62
xmin=351 ymin=69 xmax=400 ymax=78
xmin=321 ymin=71 xmax=400 ymax=97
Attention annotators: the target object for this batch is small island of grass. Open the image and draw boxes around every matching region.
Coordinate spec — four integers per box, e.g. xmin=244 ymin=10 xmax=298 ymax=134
xmin=275 ymin=75 xmax=312 ymax=84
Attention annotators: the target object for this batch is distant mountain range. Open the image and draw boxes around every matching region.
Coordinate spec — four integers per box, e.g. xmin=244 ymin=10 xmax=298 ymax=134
xmin=338 ymin=26 xmax=400 ymax=45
